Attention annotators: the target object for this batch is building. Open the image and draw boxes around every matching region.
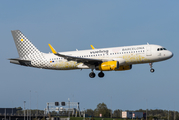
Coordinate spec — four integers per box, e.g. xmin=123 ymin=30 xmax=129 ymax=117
xmin=122 ymin=111 xmax=144 ymax=119
xmin=0 ymin=108 xmax=21 ymax=115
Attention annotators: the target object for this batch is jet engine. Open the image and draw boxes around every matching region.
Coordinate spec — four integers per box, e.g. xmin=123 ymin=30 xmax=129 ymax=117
xmin=96 ymin=61 xmax=132 ymax=71
xmin=115 ymin=64 xmax=132 ymax=71
xmin=96 ymin=61 xmax=119 ymax=71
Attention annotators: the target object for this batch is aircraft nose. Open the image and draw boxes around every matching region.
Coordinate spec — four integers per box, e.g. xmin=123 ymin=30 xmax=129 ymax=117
xmin=168 ymin=51 xmax=173 ymax=59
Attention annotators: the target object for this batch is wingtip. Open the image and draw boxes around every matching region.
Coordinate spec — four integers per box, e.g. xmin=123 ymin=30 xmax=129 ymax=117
xmin=90 ymin=45 xmax=95 ymax=49
xmin=48 ymin=44 xmax=57 ymax=54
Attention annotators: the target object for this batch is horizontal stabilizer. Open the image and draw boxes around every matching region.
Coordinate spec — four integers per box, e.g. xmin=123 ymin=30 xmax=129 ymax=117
xmin=9 ymin=58 xmax=31 ymax=66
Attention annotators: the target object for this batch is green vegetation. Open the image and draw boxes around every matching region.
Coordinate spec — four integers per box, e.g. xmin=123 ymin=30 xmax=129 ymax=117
xmin=16 ymin=107 xmax=44 ymax=115
xmin=15 ymin=103 xmax=179 ymax=120
xmin=70 ymin=117 xmax=123 ymax=120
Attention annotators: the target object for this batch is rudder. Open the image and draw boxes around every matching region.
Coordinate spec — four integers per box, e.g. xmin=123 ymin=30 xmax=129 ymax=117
xmin=11 ymin=30 xmax=43 ymax=60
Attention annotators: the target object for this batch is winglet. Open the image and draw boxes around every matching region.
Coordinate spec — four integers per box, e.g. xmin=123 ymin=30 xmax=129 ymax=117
xmin=90 ymin=45 xmax=95 ymax=49
xmin=48 ymin=44 xmax=57 ymax=54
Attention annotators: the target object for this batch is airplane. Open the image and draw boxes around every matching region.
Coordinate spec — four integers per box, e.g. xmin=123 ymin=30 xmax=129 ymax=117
xmin=9 ymin=30 xmax=173 ymax=78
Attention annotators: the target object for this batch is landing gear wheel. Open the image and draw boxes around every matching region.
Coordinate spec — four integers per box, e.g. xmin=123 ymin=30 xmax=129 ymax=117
xmin=149 ymin=63 xmax=155 ymax=73
xmin=89 ymin=72 xmax=96 ymax=78
xmin=150 ymin=69 xmax=155 ymax=73
xmin=98 ymin=72 xmax=104 ymax=78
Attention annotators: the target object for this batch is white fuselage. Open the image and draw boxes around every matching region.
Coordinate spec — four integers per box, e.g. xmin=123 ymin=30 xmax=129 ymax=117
xmin=30 ymin=44 xmax=173 ymax=70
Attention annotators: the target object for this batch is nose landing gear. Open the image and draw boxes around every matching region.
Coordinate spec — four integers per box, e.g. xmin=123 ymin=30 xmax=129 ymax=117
xmin=149 ymin=63 xmax=155 ymax=73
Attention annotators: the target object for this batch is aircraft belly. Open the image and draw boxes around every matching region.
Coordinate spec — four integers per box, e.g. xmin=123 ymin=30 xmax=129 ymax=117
xmin=122 ymin=54 xmax=150 ymax=64
xmin=30 ymin=54 xmax=155 ymax=70
xmin=31 ymin=60 xmax=79 ymax=70
xmin=31 ymin=59 xmax=50 ymax=68
xmin=51 ymin=61 xmax=79 ymax=70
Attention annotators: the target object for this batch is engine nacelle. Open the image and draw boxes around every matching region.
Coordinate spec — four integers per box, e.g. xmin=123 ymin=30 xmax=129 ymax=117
xmin=96 ymin=61 xmax=119 ymax=71
xmin=96 ymin=61 xmax=132 ymax=71
xmin=115 ymin=65 xmax=132 ymax=71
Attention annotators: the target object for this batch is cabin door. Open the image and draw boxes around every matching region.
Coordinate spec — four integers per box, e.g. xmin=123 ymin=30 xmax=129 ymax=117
xmin=146 ymin=45 xmax=152 ymax=56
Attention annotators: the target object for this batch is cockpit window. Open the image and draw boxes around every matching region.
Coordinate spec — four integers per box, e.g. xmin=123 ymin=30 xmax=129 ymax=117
xmin=157 ymin=48 xmax=167 ymax=51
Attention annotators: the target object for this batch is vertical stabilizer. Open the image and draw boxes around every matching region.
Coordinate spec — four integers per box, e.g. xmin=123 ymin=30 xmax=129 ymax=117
xmin=11 ymin=30 xmax=43 ymax=60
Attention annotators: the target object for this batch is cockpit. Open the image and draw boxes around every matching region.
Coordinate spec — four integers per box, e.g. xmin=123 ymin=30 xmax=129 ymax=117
xmin=157 ymin=48 xmax=167 ymax=51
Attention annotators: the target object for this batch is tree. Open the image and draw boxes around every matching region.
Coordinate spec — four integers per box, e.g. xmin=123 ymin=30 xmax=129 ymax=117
xmin=86 ymin=109 xmax=94 ymax=117
xmin=94 ymin=103 xmax=110 ymax=118
xmin=16 ymin=107 xmax=23 ymax=110
xmin=113 ymin=109 xmax=121 ymax=118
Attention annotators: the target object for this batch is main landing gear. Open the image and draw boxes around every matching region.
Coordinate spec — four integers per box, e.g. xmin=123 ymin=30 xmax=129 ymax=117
xmin=149 ymin=63 xmax=155 ymax=73
xmin=89 ymin=70 xmax=104 ymax=78
xmin=98 ymin=71 xmax=104 ymax=78
xmin=89 ymin=71 xmax=96 ymax=78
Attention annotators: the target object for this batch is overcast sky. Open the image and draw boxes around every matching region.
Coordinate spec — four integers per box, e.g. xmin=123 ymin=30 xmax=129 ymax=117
xmin=1 ymin=1 xmax=179 ymax=111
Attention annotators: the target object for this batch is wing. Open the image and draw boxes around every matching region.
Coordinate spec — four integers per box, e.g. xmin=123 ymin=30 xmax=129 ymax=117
xmin=48 ymin=44 xmax=103 ymax=65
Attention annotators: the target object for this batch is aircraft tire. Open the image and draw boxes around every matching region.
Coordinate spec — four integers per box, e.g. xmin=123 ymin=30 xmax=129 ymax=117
xmin=98 ymin=72 xmax=104 ymax=78
xmin=89 ymin=72 xmax=96 ymax=78
xmin=150 ymin=69 xmax=155 ymax=73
